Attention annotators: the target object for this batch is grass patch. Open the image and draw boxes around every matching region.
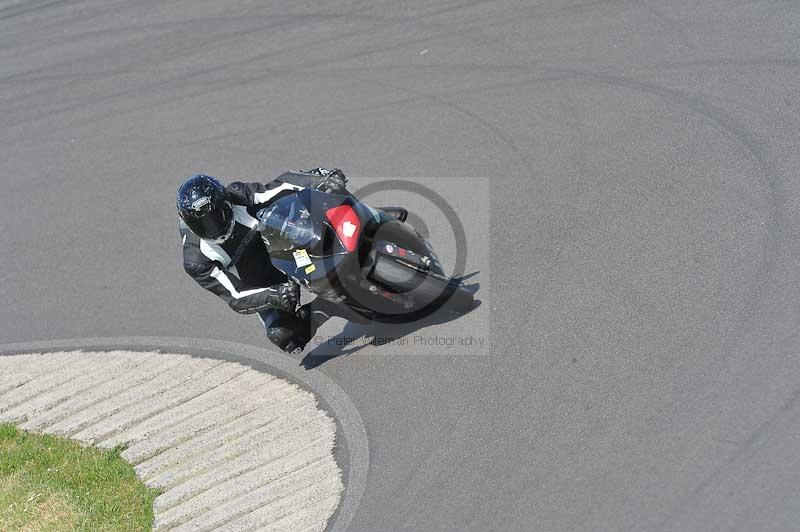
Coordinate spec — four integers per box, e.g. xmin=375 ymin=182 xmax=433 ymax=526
xmin=0 ymin=423 xmax=159 ymax=531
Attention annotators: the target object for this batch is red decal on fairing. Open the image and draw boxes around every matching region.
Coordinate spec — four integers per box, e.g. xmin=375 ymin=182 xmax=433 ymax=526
xmin=325 ymin=205 xmax=361 ymax=252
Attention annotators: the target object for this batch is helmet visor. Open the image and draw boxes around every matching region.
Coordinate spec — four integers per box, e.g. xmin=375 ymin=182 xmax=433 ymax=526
xmin=186 ymin=201 xmax=233 ymax=241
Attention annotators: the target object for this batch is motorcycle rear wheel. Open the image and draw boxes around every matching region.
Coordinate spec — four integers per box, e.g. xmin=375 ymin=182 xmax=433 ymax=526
xmin=369 ymin=254 xmax=475 ymax=316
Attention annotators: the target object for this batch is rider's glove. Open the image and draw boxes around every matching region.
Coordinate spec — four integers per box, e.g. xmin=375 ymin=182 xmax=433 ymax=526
xmin=266 ymin=282 xmax=300 ymax=312
xmin=306 ymin=167 xmax=348 ymax=193
xmin=320 ymin=168 xmax=347 ymax=193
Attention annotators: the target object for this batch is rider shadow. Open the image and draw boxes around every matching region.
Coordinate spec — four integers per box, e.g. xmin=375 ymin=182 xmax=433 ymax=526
xmin=300 ymin=276 xmax=481 ymax=370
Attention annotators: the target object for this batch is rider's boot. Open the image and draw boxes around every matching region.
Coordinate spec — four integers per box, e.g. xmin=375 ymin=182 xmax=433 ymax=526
xmin=260 ymin=310 xmax=308 ymax=354
xmin=261 ymin=298 xmax=368 ymax=353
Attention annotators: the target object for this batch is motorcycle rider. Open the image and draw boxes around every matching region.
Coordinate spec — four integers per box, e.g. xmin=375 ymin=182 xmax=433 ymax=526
xmin=177 ymin=168 xmax=350 ymax=353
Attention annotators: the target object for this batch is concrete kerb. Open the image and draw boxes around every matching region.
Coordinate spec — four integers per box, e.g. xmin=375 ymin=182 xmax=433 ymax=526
xmin=0 ymin=336 xmax=369 ymax=532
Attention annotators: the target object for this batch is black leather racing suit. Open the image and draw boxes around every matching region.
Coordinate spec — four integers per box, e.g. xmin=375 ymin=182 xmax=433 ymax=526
xmin=179 ymin=169 xmax=346 ymax=352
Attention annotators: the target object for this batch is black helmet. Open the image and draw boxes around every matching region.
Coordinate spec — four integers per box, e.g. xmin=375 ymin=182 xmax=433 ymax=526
xmin=177 ymin=174 xmax=234 ymax=242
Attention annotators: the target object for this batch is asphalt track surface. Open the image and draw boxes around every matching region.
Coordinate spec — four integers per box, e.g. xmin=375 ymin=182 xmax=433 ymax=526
xmin=1 ymin=1 xmax=799 ymax=531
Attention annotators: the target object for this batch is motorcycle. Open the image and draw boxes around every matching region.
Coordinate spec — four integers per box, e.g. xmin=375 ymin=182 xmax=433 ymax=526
xmin=256 ymin=188 xmax=475 ymax=323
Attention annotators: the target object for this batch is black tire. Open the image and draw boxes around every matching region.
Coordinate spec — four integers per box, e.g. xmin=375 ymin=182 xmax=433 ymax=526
xmin=369 ymin=254 xmax=475 ymax=317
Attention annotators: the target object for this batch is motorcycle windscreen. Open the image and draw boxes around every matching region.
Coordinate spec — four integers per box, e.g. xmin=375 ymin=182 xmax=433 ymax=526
xmin=257 ymin=195 xmax=321 ymax=252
